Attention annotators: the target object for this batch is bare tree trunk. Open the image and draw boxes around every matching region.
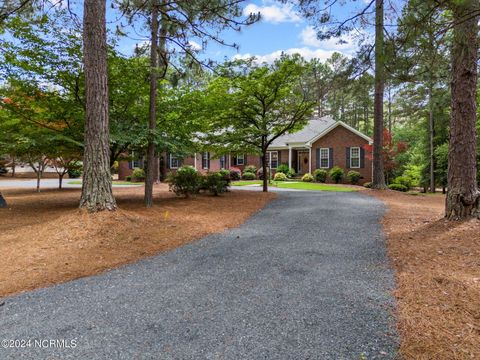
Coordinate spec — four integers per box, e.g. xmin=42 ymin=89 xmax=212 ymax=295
xmin=36 ymin=169 xmax=41 ymax=192
xmin=59 ymin=174 xmax=64 ymax=189
xmin=144 ymin=0 xmax=159 ymax=208
xmin=0 ymin=192 xmax=6 ymax=208
xmin=79 ymin=0 xmax=116 ymax=212
xmin=372 ymin=0 xmax=387 ymax=189
xmin=11 ymin=155 xmax=15 ymax=177
xmin=446 ymin=1 xmax=480 ymax=219
xmin=262 ymin=150 xmax=268 ymax=192
xmin=428 ymin=83 xmax=435 ymax=193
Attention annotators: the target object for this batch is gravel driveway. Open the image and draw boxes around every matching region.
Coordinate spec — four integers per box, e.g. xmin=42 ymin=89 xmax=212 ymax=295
xmin=0 ymin=191 xmax=398 ymax=359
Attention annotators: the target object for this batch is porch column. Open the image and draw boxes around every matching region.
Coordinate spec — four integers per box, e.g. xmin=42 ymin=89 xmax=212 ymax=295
xmin=194 ymin=153 xmax=197 ymax=169
xmin=288 ymin=145 xmax=292 ymax=169
xmin=308 ymin=147 xmax=312 ymax=174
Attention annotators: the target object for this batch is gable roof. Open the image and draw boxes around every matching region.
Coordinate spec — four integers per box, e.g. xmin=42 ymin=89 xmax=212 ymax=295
xmin=269 ymin=116 xmax=372 ymax=149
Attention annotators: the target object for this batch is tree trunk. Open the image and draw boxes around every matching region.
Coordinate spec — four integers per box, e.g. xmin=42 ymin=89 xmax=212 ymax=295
xmin=372 ymin=0 xmax=387 ymax=189
xmin=428 ymin=83 xmax=435 ymax=193
xmin=262 ymin=150 xmax=268 ymax=192
xmin=59 ymin=174 xmax=64 ymax=189
xmin=0 ymin=192 xmax=7 ymax=208
xmin=446 ymin=1 xmax=480 ymax=220
xmin=79 ymin=0 xmax=116 ymax=212
xmin=144 ymin=0 xmax=159 ymax=208
xmin=11 ymin=156 xmax=15 ymax=177
xmin=36 ymin=169 xmax=41 ymax=192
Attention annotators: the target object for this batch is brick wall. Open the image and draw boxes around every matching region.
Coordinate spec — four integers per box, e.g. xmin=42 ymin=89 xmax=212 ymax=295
xmin=311 ymin=125 xmax=372 ymax=184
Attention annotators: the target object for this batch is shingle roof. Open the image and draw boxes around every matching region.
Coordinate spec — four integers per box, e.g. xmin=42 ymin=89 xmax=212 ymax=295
xmin=270 ymin=116 xmax=337 ymax=148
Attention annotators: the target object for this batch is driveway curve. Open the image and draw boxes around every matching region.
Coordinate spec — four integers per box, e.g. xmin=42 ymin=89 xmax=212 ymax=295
xmin=0 ymin=191 xmax=398 ymax=359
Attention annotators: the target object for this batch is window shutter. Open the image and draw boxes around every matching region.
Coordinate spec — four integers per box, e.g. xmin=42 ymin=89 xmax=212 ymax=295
xmin=346 ymin=147 xmax=350 ymax=168
xmin=166 ymin=154 xmax=170 ymax=169
xmin=360 ymin=147 xmax=365 ymax=168
xmin=232 ymin=156 xmax=237 ymax=166
xmin=316 ymin=148 xmax=320 ymax=169
xmin=207 ymin=152 xmax=210 ymax=169
xmin=329 ymin=148 xmax=334 ymax=168
xmin=278 ymin=151 xmax=282 ymax=166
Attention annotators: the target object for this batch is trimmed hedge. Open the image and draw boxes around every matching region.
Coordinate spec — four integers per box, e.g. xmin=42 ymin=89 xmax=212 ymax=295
xmin=166 ymin=166 xmax=201 ymax=197
xmin=363 ymin=182 xmax=373 ymax=188
xmin=243 ymin=165 xmax=257 ymax=174
xmin=388 ymin=183 xmax=408 ymax=192
xmin=347 ymin=170 xmax=361 ymax=185
xmin=302 ymin=173 xmax=314 ymax=182
xmin=313 ymin=169 xmax=327 ymax=183
xmin=329 ymin=166 xmax=344 ymax=184
xmin=242 ymin=172 xmax=256 ymax=180
xmin=274 ymin=172 xmax=287 ymax=181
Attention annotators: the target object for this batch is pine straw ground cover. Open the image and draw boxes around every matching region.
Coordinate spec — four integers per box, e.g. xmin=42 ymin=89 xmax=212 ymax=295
xmin=370 ymin=190 xmax=480 ymax=360
xmin=0 ymin=184 xmax=275 ymax=298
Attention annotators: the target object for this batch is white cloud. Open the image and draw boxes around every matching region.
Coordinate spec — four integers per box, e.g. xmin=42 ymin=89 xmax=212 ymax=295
xmin=299 ymin=25 xmax=358 ymax=53
xmin=187 ymin=40 xmax=202 ymax=51
xmin=243 ymin=1 xmax=301 ymax=24
xmin=233 ymin=47 xmax=339 ymax=64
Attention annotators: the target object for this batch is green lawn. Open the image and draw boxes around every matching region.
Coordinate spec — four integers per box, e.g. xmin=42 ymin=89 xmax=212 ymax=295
xmin=68 ymin=180 xmax=140 ymax=186
xmin=231 ymin=180 xmax=356 ymax=192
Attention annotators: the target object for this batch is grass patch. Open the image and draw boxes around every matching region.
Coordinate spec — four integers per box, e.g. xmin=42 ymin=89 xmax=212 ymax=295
xmin=68 ymin=180 xmax=140 ymax=186
xmin=231 ymin=180 xmax=356 ymax=192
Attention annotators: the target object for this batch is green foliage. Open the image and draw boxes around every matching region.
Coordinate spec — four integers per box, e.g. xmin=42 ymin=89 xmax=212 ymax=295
xmin=388 ymin=183 xmax=408 ymax=192
xmin=346 ymin=170 xmax=361 ymax=185
xmin=392 ymin=176 xmax=412 ymax=190
xmin=125 ymin=176 xmax=132 ymax=182
xmin=313 ymin=169 xmax=328 ymax=183
xmin=205 ymin=171 xmax=230 ymax=196
xmin=131 ymin=168 xmax=146 ymax=181
xmin=363 ymin=182 xmax=373 ymax=188
xmin=276 ymin=163 xmax=295 ymax=177
xmin=243 ymin=165 xmax=257 ymax=174
xmin=67 ymin=163 xmax=82 ymax=179
xmin=329 ymin=166 xmax=344 ymax=184
xmin=166 ymin=166 xmax=201 ymax=197
xmin=302 ymin=173 xmax=314 ymax=182
xmin=402 ymin=164 xmax=422 ymax=187
xmin=242 ymin=172 xmax=256 ymax=180
xmin=273 ymin=172 xmax=287 ymax=181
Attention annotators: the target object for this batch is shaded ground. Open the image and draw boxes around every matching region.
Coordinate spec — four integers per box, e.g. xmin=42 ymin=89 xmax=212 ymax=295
xmin=0 ymin=191 xmax=398 ymax=359
xmin=0 ymin=185 xmax=275 ymax=297
xmin=369 ymin=190 xmax=480 ymax=360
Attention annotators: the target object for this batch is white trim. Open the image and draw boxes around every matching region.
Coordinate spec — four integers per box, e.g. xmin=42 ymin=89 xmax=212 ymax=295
xmin=288 ymin=146 xmax=292 ymax=169
xmin=236 ymin=154 xmax=245 ymax=165
xmin=307 ymin=121 xmax=372 ymax=146
xmin=308 ymin=147 xmax=312 ymax=174
xmin=267 ymin=151 xmax=278 ymax=169
xmin=202 ymin=152 xmax=209 ymax=169
xmin=169 ymin=155 xmax=179 ymax=169
xmin=194 ymin=153 xmax=197 ymax=169
xmin=350 ymin=147 xmax=360 ymax=168
xmin=319 ymin=148 xmax=330 ymax=169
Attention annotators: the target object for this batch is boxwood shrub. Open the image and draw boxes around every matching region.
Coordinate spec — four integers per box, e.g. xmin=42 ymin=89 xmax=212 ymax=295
xmin=388 ymin=183 xmax=408 ymax=192
xmin=205 ymin=171 xmax=230 ymax=196
xmin=363 ymin=181 xmax=373 ymax=188
xmin=313 ymin=169 xmax=327 ymax=183
xmin=243 ymin=165 xmax=257 ymax=174
xmin=274 ymin=172 xmax=287 ymax=181
xmin=329 ymin=166 xmax=344 ymax=184
xmin=302 ymin=173 xmax=314 ymax=182
xmin=131 ymin=168 xmax=146 ymax=182
xmin=347 ymin=170 xmax=361 ymax=185
xmin=229 ymin=167 xmax=241 ymax=181
xmin=242 ymin=172 xmax=256 ymax=180
xmin=166 ymin=166 xmax=201 ymax=197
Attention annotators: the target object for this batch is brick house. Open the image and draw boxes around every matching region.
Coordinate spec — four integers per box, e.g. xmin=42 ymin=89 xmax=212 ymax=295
xmin=118 ymin=116 xmax=373 ymax=184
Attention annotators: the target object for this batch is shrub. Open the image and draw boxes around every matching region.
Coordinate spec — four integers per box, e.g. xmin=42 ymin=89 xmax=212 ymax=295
xmin=313 ymin=169 xmax=327 ymax=183
xmin=67 ymin=163 xmax=82 ymax=178
xmin=243 ymin=165 xmax=257 ymax=174
xmin=302 ymin=173 xmax=314 ymax=182
xmin=274 ymin=172 xmax=287 ymax=181
xmin=388 ymin=183 xmax=408 ymax=192
xmin=125 ymin=176 xmax=132 ymax=182
xmin=229 ymin=167 xmax=241 ymax=181
xmin=257 ymin=167 xmax=271 ymax=180
xmin=166 ymin=166 xmax=201 ymax=197
xmin=131 ymin=168 xmax=146 ymax=182
xmin=392 ymin=176 xmax=412 ymax=190
xmin=276 ymin=163 xmax=289 ymax=174
xmin=205 ymin=171 xmax=229 ymax=196
xmin=363 ymin=182 xmax=373 ymax=188
xmin=329 ymin=166 xmax=344 ymax=184
xmin=242 ymin=172 xmax=256 ymax=180
xmin=347 ymin=170 xmax=361 ymax=185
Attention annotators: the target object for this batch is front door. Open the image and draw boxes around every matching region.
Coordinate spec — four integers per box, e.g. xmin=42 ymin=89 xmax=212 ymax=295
xmin=297 ymin=151 xmax=309 ymax=174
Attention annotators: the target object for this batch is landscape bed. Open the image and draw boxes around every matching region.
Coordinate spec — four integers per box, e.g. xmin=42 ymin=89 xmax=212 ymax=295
xmin=0 ymin=185 xmax=275 ymax=298
xmin=370 ymin=190 xmax=480 ymax=359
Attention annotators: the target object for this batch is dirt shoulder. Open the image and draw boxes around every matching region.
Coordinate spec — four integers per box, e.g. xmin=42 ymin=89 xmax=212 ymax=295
xmin=369 ymin=190 xmax=480 ymax=360
xmin=0 ymin=185 xmax=276 ymax=298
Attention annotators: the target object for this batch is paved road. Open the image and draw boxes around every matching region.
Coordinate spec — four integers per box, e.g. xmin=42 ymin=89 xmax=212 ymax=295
xmin=0 ymin=178 xmax=142 ymax=189
xmin=0 ymin=191 xmax=398 ymax=359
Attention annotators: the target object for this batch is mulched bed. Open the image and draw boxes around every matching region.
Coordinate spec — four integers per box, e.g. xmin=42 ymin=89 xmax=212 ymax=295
xmin=369 ymin=190 xmax=480 ymax=360
xmin=0 ymin=185 xmax=275 ymax=298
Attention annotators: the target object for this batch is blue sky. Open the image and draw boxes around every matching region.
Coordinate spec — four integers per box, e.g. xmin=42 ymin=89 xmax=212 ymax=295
xmin=113 ymin=0 xmax=372 ymax=64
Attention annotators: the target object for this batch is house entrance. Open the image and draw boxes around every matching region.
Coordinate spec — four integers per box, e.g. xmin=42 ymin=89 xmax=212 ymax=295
xmin=297 ymin=151 xmax=309 ymax=174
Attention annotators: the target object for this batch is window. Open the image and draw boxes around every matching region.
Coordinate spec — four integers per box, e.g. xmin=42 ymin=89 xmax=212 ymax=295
xmin=236 ymin=154 xmax=245 ymax=166
xmin=202 ymin=152 xmax=210 ymax=169
xmin=219 ymin=155 xmax=226 ymax=169
xmin=320 ymin=148 xmax=329 ymax=168
xmin=267 ymin=151 xmax=278 ymax=169
xmin=350 ymin=147 xmax=360 ymax=168
xmin=170 ymin=155 xmax=180 ymax=169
